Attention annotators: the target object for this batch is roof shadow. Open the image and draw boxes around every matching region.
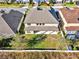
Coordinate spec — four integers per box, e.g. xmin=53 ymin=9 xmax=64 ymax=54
xmin=48 ymin=8 xmax=58 ymax=21
xmin=2 ymin=10 xmax=24 ymax=33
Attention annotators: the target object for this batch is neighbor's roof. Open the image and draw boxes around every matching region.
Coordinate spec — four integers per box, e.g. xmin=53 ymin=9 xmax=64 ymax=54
xmin=25 ymin=26 xmax=59 ymax=31
xmin=0 ymin=10 xmax=23 ymax=36
xmin=24 ymin=8 xmax=58 ymax=24
xmin=0 ymin=14 xmax=15 ymax=36
xmin=0 ymin=8 xmax=26 ymax=14
xmin=66 ymin=26 xmax=79 ymax=31
xmin=60 ymin=7 xmax=79 ymax=23
xmin=2 ymin=10 xmax=23 ymax=33
xmin=0 ymin=0 xmax=7 ymax=2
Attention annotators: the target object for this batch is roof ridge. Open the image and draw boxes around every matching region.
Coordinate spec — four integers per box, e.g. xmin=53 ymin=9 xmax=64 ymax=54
xmin=0 ymin=15 xmax=15 ymax=35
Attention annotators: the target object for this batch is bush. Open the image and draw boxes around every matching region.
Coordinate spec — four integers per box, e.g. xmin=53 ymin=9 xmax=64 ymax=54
xmin=27 ymin=35 xmax=47 ymax=47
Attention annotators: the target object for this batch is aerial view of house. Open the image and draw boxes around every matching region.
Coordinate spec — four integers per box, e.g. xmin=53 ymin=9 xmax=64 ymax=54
xmin=24 ymin=8 xmax=59 ymax=34
xmin=0 ymin=0 xmax=16 ymax=3
xmin=0 ymin=0 xmax=79 ymax=50
xmin=59 ymin=7 xmax=79 ymax=39
xmin=0 ymin=8 xmax=25 ymax=36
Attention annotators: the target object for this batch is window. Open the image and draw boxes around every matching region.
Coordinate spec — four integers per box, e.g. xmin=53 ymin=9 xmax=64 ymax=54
xmin=40 ymin=23 xmax=41 ymax=25
xmin=36 ymin=23 xmax=45 ymax=25
xmin=27 ymin=23 xmax=31 ymax=25
xmin=37 ymin=23 xmax=39 ymax=25
xmin=42 ymin=23 xmax=45 ymax=25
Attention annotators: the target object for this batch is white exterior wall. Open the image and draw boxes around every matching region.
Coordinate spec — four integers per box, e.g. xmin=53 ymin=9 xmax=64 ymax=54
xmin=25 ymin=31 xmax=59 ymax=34
xmin=45 ymin=24 xmax=58 ymax=27
xmin=25 ymin=23 xmax=59 ymax=34
xmin=25 ymin=24 xmax=58 ymax=27
xmin=25 ymin=31 xmax=34 ymax=34
xmin=65 ymin=23 xmax=79 ymax=27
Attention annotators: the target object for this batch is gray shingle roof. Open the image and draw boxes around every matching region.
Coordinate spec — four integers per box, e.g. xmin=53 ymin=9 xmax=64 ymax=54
xmin=0 ymin=0 xmax=7 ymax=2
xmin=0 ymin=8 xmax=26 ymax=14
xmin=0 ymin=14 xmax=15 ymax=36
xmin=25 ymin=26 xmax=59 ymax=31
xmin=0 ymin=10 xmax=24 ymax=36
xmin=2 ymin=10 xmax=23 ymax=33
xmin=0 ymin=0 xmax=15 ymax=3
xmin=24 ymin=8 xmax=58 ymax=24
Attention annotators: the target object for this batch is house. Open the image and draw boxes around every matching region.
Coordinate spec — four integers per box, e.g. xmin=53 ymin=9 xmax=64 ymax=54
xmin=24 ymin=8 xmax=59 ymax=34
xmin=0 ymin=9 xmax=24 ymax=36
xmin=59 ymin=7 xmax=79 ymax=39
xmin=33 ymin=0 xmax=49 ymax=3
xmin=0 ymin=0 xmax=16 ymax=3
xmin=75 ymin=0 xmax=79 ymax=5
xmin=54 ymin=0 xmax=75 ymax=3
xmin=8 ymin=0 xmax=16 ymax=3
xmin=0 ymin=0 xmax=8 ymax=3
xmin=55 ymin=0 xmax=62 ymax=3
xmin=16 ymin=0 xmax=29 ymax=3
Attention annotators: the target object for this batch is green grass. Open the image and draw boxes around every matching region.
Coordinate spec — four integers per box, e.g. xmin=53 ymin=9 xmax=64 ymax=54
xmin=64 ymin=2 xmax=76 ymax=7
xmin=10 ymin=34 xmax=67 ymax=49
xmin=34 ymin=34 xmax=67 ymax=50
xmin=0 ymin=3 xmax=25 ymax=8
xmin=0 ymin=33 xmax=67 ymax=50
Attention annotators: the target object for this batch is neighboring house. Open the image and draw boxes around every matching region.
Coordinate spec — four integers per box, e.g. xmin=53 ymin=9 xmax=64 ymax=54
xmin=55 ymin=0 xmax=63 ymax=3
xmin=0 ymin=0 xmax=8 ymax=3
xmin=0 ymin=9 xmax=24 ymax=36
xmin=0 ymin=0 xmax=16 ymax=3
xmin=65 ymin=0 xmax=75 ymax=2
xmin=16 ymin=0 xmax=29 ymax=3
xmin=75 ymin=0 xmax=79 ymax=5
xmin=24 ymin=8 xmax=59 ymax=34
xmin=8 ymin=0 xmax=16 ymax=3
xmin=54 ymin=0 xmax=75 ymax=3
xmin=59 ymin=7 xmax=79 ymax=39
xmin=16 ymin=0 xmax=49 ymax=3
xmin=33 ymin=0 xmax=49 ymax=3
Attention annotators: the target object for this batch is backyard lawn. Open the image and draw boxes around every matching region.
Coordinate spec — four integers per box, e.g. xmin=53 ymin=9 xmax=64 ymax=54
xmin=0 ymin=32 xmax=68 ymax=50
xmin=34 ymin=34 xmax=67 ymax=50
xmin=9 ymin=33 xmax=68 ymax=50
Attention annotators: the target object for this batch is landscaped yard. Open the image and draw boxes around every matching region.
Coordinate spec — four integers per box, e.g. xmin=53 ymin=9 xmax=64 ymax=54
xmin=7 ymin=33 xmax=67 ymax=50
xmin=34 ymin=34 xmax=67 ymax=50
xmin=64 ymin=3 xmax=76 ymax=7
xmin=0 ymin=32 xmax=70 ymax=50
xmin=0 ymin=3 xmax=25 ymax=8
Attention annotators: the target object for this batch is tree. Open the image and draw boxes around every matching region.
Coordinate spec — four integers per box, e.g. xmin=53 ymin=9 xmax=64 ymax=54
xmin=49 ymin=0 xmax=53 ymax=4
xmin=29 ymin=0 xmax=33 ymax=4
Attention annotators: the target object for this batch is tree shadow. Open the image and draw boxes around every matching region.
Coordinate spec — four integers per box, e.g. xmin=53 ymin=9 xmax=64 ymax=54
xmin=27 ymin=34 xmax=47 ymax=47
xmin=0 ymin=37 xmax=13 ymax=47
